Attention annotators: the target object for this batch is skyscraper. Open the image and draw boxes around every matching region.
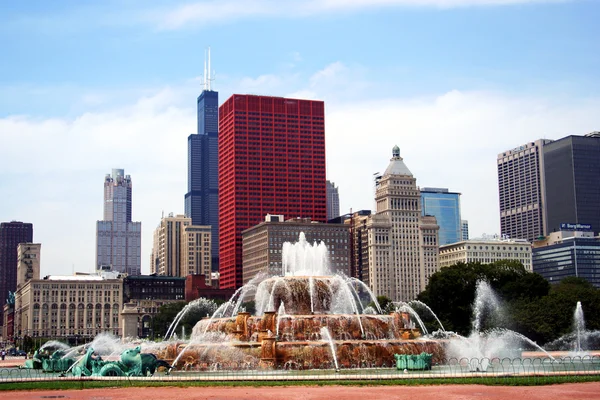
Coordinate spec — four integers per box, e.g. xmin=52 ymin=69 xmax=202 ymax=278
xmin=543 ymin=134 xmax=600 ymax=236
xmin=185 ymin=49 xmax=219 ymax=273
xmin=218 ymin=95 xmax=327 ymax=289
xmin=368 ymin=146 xmax=439 ymax=302
xmin=497 ymin=139 xmax=552 ymax=242
xmin=420 ymin=187 xmax=462 ymax=245
xmin=498 ymin=133 xmax=600 ymax=241
xmin=96 ymin=169 xmax=142 ymax=276
xmin=150 ymin=213 xmax=212 ymax=284
xmin=461 ymin=220 xmax=469 ymax=241
xmin=0 ymin=221 xmax=33 ymax=326
xmin=326 ymin=180 xmax=340 ymax=221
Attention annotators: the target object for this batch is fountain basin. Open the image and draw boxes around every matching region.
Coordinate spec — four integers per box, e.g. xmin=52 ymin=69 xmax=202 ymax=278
xmin=157 ymin=338 xmax=444 ymax=370
xmin=194 ymin=312 xmax=420 ymax=342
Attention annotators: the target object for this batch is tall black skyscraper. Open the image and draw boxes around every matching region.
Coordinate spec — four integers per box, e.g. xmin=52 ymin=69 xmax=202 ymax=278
xmin=185 ymin=49 xmax=219 ymax=272
xmin=498 ymin=132 xmax=600 ymax=240
xmin=0 ymin=221 xmax=33 ymax=324
xmin=544 ymin=133 xmax=600 ymax=236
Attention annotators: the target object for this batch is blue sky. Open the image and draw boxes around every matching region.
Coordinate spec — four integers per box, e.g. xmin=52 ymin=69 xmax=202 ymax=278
xmin=1 ymin=0 xmax=599 ymax=276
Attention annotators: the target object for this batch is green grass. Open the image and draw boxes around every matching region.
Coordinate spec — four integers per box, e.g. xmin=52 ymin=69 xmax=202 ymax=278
xmin=2 ymin=375 xmax=600 ymax=391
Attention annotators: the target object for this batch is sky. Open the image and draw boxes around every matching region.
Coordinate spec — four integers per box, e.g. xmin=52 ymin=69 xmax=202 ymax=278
xmin=1 ymin=0 xmax=599 ymax=277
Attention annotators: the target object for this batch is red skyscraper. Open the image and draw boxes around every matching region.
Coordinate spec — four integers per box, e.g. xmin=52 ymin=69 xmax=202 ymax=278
xmin=218 ymin=95 xmax=327 ymax=289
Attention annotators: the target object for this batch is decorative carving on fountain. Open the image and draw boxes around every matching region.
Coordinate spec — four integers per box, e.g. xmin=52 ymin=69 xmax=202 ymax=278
xmin=235 ymin=312 xmax=251 ymax=339
xmin=262 ymin=311 xmax=276 ymax=333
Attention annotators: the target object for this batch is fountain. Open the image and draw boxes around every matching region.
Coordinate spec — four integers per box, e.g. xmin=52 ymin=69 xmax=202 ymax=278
xmin=444 ymin=281 xmax=557 ymax=371
xmin=574 ymin=301 xmax=585 ymax=352
xmin=155 ymin=233 xmax=444 ymax=370
xmin=20 ymin=234 xmax=583 ymax=376
xmin=544 ymin=301 xmax=600 ymax=354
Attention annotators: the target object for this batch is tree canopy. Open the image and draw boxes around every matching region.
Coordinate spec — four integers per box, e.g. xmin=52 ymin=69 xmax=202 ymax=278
xmin=418 ymin=261 xmax=600 ymax=344
xmin=417 ymin=260 xmax=555 ymax=339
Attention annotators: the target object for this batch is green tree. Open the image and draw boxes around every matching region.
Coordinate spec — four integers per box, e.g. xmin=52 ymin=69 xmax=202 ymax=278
xmin=367 ymin=295 xmax=393 ymax=313
xmin=152 ymin=301 xmax=186 ymax=339
xmin=152 ymin=298 xmax=222 ymax=340
xmin=417 ymin=261 xmax=550 ymax=336
xmin=510 ymin=277 xmax=600 ymax=345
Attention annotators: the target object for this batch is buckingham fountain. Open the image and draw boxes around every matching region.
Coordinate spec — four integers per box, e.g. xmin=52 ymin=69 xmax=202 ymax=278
xmin=154 ymin=233 xmax=443 ymax=370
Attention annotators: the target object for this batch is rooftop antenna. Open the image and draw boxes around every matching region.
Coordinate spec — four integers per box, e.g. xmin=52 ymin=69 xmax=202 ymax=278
xmin=203 ymin=49 xmax=208 ymax=91
xmin=207 ymin=46 xmax=213 ymax=91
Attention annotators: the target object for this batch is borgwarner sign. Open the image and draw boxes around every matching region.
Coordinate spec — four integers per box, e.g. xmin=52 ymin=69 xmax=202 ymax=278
xmin=560 ymin=223 xmax=593 ymax=231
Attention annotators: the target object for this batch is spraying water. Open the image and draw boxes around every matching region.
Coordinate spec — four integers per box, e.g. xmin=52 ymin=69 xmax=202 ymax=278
xmin=276 ymin=302 xmax=286 ymax=337
xmin=320 ymin=327 xmax=339 ymax=371
xmin=574 ymin=301 xmax=586 ymax=352
xmin=393 ymin=302 xmax=429 ymax=335
xmin=409 ymin=300 xmax=445 ymax=332
xmin=166 ymin=298 xmax=217 ymax=340
xmin=472 ymin=280 xmax=503 ymax=333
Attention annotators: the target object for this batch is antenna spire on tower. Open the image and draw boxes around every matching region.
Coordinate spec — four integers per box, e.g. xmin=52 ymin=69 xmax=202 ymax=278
xmin=203 ymin=49 xmax=208 ymax=91
xmin=202 ymin=46 xmax=214 ymax=92
xmin=207 ymin=46 xmax=211 ymax=91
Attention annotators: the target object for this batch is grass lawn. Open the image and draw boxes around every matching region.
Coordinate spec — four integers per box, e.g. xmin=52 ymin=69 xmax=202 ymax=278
xmin=2 ymin=375 xmax=600 ymax=391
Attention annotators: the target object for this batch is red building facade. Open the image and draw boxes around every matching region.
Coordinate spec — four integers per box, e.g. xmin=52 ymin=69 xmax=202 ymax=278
xmin=218 ymin=95 xmax=327 ymax=289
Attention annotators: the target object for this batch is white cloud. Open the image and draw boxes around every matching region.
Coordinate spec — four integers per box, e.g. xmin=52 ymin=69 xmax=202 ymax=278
xmin=149 ymin=0 xmax=568 ymax=30
xmin=324 ymin=90 xmax=600 ymax=238
xmin=0 ymin=87 xmax=195 ymax=277
xmin=1 ymin=62 xmax=597 ymax=278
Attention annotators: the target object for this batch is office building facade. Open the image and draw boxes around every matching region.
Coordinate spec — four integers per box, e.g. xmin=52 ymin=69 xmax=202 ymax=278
xmin=368 ymin=146 xmax=440 ymax=302
xmin=0 ymin=221 xmax=33 ymax=327
xmin=218 ymin=95 xmax=327 ymax=289
xmin=185 ymin=83 xmax=219 ymax=272
xmin=150 ymin=214 xmax=212 ymax=284
xmin=499 ymin=133 xmax=600 ymax=242
xmin=461 ymin=220 xmax=469 ymax=241
xmin=497 ymin=139 xmax=552 ymax=242
xmin=543 ymin=134 xmax=600 ymax=236
xmin=96 ymin=169 xmax=142 ymax=276
xmin=13 ymin=271 xmax=123 ymax=339
xmin=345 ymin=210 xmax=372 ymax=286
xmin=420 ymin=188 xmax=462 ymax=245
xmin=439 ymin=238 xmax=532 ymax=270
xmin=241 ymin=215 xmax=349 ymax=284
xmin=121 ymin=275 xmax=186 ymax=338
xmin=326 ymin=180 xmax=340 ymax=221
xmin=532 ymin=230 xmax=600 ymax=287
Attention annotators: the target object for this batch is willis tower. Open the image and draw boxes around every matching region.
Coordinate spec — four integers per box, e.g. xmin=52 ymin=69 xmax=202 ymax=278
xmin=185 ymin=48 xmax=219 ymax=273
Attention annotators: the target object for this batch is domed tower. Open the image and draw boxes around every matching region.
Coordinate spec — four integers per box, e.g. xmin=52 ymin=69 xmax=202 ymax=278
xmin=368 ymin=146 xmax=439 ymax=302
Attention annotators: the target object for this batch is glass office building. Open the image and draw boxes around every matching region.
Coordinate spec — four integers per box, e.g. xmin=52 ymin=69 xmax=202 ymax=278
xmin=185 ymin=89 xmax=219 ymax=272
xmin=544 ymin=134 xmax=600 ymax=237
xmin=533 ymin=236 xmax=600 ymax=287
xmin=421 ymin=188 xmax=461 ymax=246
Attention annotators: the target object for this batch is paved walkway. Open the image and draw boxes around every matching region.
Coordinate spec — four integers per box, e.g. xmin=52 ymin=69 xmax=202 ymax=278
xmin=4 ymin=383 xmax=600 ymax=400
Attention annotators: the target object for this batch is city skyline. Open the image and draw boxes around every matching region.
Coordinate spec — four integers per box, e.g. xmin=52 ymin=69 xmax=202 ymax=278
xmin=1 ymin=1 xmax=599 ymax=276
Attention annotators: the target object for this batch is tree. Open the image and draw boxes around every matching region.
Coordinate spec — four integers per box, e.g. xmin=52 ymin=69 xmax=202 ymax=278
xmin=417 ymin=261 xmax=550 ymax=336
xmin=367 ymin=296 xmax=392 ymax=313
xmin=510 ymin=277 xmax=600 ymax=345
xmin=152 ymin=302 xmax=186 ymax=339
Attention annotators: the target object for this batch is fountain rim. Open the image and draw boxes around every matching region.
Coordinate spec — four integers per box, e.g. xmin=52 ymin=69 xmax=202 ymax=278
xmin=197 ymin=312 xmax=406 ymax=322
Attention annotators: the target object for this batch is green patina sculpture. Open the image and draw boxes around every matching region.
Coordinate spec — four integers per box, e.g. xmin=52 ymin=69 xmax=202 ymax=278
xmin=70 ymin=345 xmax=170 ymax=377
xmin=394 ymin=352 xmax=433 ymax=371
xmin=42 ymin=350 xmax=74 ymax=372
xmin=23 ymin=348 xmax=73 ymax=372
